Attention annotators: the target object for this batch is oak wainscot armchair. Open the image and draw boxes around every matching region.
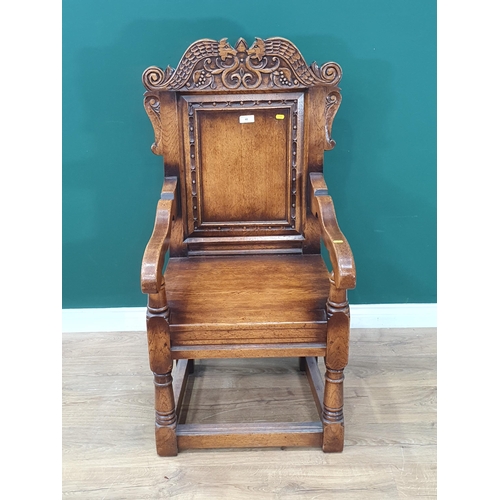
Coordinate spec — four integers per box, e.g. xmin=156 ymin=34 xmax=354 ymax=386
xmin=140 ymin=37 xmax=356 ymax=456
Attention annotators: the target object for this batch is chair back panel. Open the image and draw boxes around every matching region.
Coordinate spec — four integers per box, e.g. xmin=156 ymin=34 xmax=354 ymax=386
xmin=142 ymin=37 xmax=342 ymax=255
xmin=179 ymin=92 xmax=304 ymax=253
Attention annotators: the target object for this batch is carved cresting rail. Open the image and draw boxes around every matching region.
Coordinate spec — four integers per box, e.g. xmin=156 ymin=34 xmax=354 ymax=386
xmin=143 ymin=37 xmax=342 ymax=154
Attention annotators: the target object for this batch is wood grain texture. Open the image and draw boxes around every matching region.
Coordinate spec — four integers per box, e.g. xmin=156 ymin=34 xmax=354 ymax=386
xmin=198 ymin=108 xmax=289 ymax=223
xmin=63 ymin=327 xmax=436 ymax=499
xmin=165 ymin=254 xmax=330 ymax=333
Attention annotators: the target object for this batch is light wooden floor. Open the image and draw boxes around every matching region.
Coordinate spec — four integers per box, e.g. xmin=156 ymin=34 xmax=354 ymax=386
xmin=63 ymin=328 xmax=436 ymax=499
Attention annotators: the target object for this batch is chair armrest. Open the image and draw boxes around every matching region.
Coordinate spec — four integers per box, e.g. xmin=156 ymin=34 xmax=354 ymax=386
xmin=141 ymin=177 xmax=178 ymax=294
xmin=309 ymin=172 xmax=356 ymax=290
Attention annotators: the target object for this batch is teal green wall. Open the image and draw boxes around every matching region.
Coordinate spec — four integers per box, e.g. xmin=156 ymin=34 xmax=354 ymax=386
xmin=63 ymin=0 xmax=436 ymax=308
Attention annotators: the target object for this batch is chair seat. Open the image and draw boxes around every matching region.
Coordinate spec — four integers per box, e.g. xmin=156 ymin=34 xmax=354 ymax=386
xmin=165 ymin=254 xmax=330 ymax=350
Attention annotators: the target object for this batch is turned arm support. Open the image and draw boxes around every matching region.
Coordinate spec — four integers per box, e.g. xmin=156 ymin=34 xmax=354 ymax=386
xmin=309 ymin=172 xmax=356 ymax=290
xmin=141 ymin=177 xmax=178 ymax=294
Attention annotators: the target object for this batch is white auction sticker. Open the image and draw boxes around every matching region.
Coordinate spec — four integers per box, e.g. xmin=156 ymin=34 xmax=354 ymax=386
xmin=239 ymin=115 xmax=255 ymax=123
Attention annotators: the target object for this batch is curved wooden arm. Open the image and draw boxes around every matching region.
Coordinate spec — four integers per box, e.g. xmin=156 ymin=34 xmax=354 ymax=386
xmin=141 ymin=177 xmax=178 ymax=294
xmin=309 ymin=173 xmax=356 ymax=290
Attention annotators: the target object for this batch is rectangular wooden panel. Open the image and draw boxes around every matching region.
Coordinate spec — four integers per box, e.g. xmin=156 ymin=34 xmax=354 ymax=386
xmin=198 ymin=108 xmax=289 ymax=223
xmin=180 ymin=93 xmax=305 ymax=253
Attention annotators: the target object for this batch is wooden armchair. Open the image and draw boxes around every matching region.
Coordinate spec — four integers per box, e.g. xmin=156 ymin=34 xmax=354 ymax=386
xmin=140 ymin=37 xmax=356 ymax=456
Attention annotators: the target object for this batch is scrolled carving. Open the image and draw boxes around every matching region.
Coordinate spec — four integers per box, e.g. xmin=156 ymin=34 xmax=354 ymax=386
xmin=143 ymin=92 xmax=162 ymax=155
xmin=325 ymin=89 xmax=342 ymax=150
xmin=143 ymin=65 xmax=174 ymax=90
xmin=142 ymin=37 xmax=342 ymax=92
xmin=310 ymin=61 xmax=342 ymax=86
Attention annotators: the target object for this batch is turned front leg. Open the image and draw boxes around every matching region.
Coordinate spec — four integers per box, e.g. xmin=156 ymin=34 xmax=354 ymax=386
xmin=323 ymin=284 xmax=350 ymax=452
xmin=147 ymin=279 xmax=177 ymax=457
xmin=153 ymin=371 xmax=177 ymax=456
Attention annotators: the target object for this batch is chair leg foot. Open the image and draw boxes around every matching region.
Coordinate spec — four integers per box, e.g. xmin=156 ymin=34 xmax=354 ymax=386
xmin=155 ymin=426 xmax=178 ymax=456
xmin=322 ymin=422 xmax=344 ymax=452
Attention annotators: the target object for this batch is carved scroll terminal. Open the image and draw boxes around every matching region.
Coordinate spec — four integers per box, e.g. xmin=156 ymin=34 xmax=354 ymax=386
xmin=325 ymin=90 xmax=342 ymax=150
xmin=144 ymin=92 xmax=162 ymax=155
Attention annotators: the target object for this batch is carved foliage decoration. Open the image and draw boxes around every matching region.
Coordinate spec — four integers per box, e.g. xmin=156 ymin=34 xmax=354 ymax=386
xmin=143 ymin=37 xmax=342 ymax=92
